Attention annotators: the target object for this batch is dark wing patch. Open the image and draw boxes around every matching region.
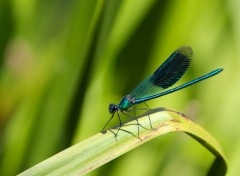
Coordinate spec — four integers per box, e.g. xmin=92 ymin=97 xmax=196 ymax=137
xmin=151 ymin=46 xmax=192 ymax=89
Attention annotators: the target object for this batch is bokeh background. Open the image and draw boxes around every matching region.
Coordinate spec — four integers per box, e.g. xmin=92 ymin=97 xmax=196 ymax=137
xmin=0 ymin=0 xmax=239 ymax=175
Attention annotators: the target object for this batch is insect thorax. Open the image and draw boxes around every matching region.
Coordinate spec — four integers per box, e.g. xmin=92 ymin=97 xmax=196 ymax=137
xmin=118 ymin=95 xmax=135 ymax=111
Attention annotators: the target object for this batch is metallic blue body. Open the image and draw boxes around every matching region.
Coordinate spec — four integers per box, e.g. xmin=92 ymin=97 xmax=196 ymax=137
xmin=106 ymin=46 xmax=223 ymax=128
xmin=113 ymin=46 xmax=223 ymax=111
xmin=103 ymin=46 xmax=223 ymax=135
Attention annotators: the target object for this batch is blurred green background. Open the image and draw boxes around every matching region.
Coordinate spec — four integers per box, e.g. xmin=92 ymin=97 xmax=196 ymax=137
xmin=0 ymin=0 xmax=239 ymax=175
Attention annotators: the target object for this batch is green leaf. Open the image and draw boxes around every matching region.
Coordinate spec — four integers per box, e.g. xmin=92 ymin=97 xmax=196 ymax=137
xmin=18 ymin=109 xmax=227 ymax=176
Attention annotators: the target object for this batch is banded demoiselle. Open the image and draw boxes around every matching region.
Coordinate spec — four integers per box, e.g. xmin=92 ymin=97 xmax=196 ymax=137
xmin=102 ymin=46 xmax=223 ymax=135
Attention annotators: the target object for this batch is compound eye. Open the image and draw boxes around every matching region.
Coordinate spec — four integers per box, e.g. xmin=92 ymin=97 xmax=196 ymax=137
xmin=109 ymin=104 xmax=118 ymax=114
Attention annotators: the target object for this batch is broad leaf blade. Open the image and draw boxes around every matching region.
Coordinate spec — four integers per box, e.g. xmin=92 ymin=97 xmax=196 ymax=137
xmin=18 ymin=108 xmax=227 ymax=176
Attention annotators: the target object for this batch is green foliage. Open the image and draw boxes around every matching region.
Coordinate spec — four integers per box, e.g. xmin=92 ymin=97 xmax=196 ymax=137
xmin=18 ymin=109 xmax=227 ymax=176
xmin=0 ymin=0 xmax=238 ymax=175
